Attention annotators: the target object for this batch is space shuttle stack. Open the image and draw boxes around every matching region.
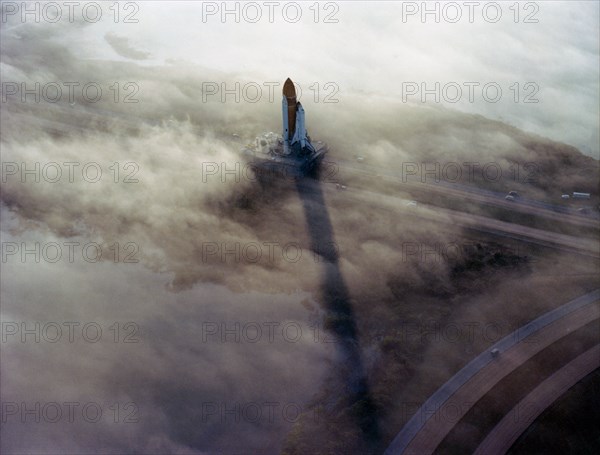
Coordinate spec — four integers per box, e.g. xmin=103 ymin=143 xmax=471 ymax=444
xmin=282 ymin=77 xmax=314 ymax=154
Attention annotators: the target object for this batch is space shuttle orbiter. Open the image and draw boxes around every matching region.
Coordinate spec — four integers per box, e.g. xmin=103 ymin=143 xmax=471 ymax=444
xmin=282 ymin=78 xmax=316 ymax=155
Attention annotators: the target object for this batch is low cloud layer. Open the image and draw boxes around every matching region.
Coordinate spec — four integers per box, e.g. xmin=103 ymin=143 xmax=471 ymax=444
xmin=1 ymin=9 xmax=599 ymax=454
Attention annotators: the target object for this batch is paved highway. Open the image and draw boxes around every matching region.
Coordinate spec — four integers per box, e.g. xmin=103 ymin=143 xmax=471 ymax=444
xmin=473 ymin=344 xmax=600 ymax=455
xmin=333 ymin=157 xmax=600 ymax=228
xmin=308 ymin=179 xmax=600 ymax=258
xmin=383 ymin=289 xmax=600 ymax=455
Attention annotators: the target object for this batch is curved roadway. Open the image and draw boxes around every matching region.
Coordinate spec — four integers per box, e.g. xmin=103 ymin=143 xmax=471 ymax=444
xmin=384 ymin=289 xmax=600 ymax=455
xmin=473 ymin=344 xmax=600 ymax=455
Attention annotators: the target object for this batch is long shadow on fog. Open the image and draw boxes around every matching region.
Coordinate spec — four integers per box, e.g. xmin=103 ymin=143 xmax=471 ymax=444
xmin=295 ymin=175 xmax=381 ymax=449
